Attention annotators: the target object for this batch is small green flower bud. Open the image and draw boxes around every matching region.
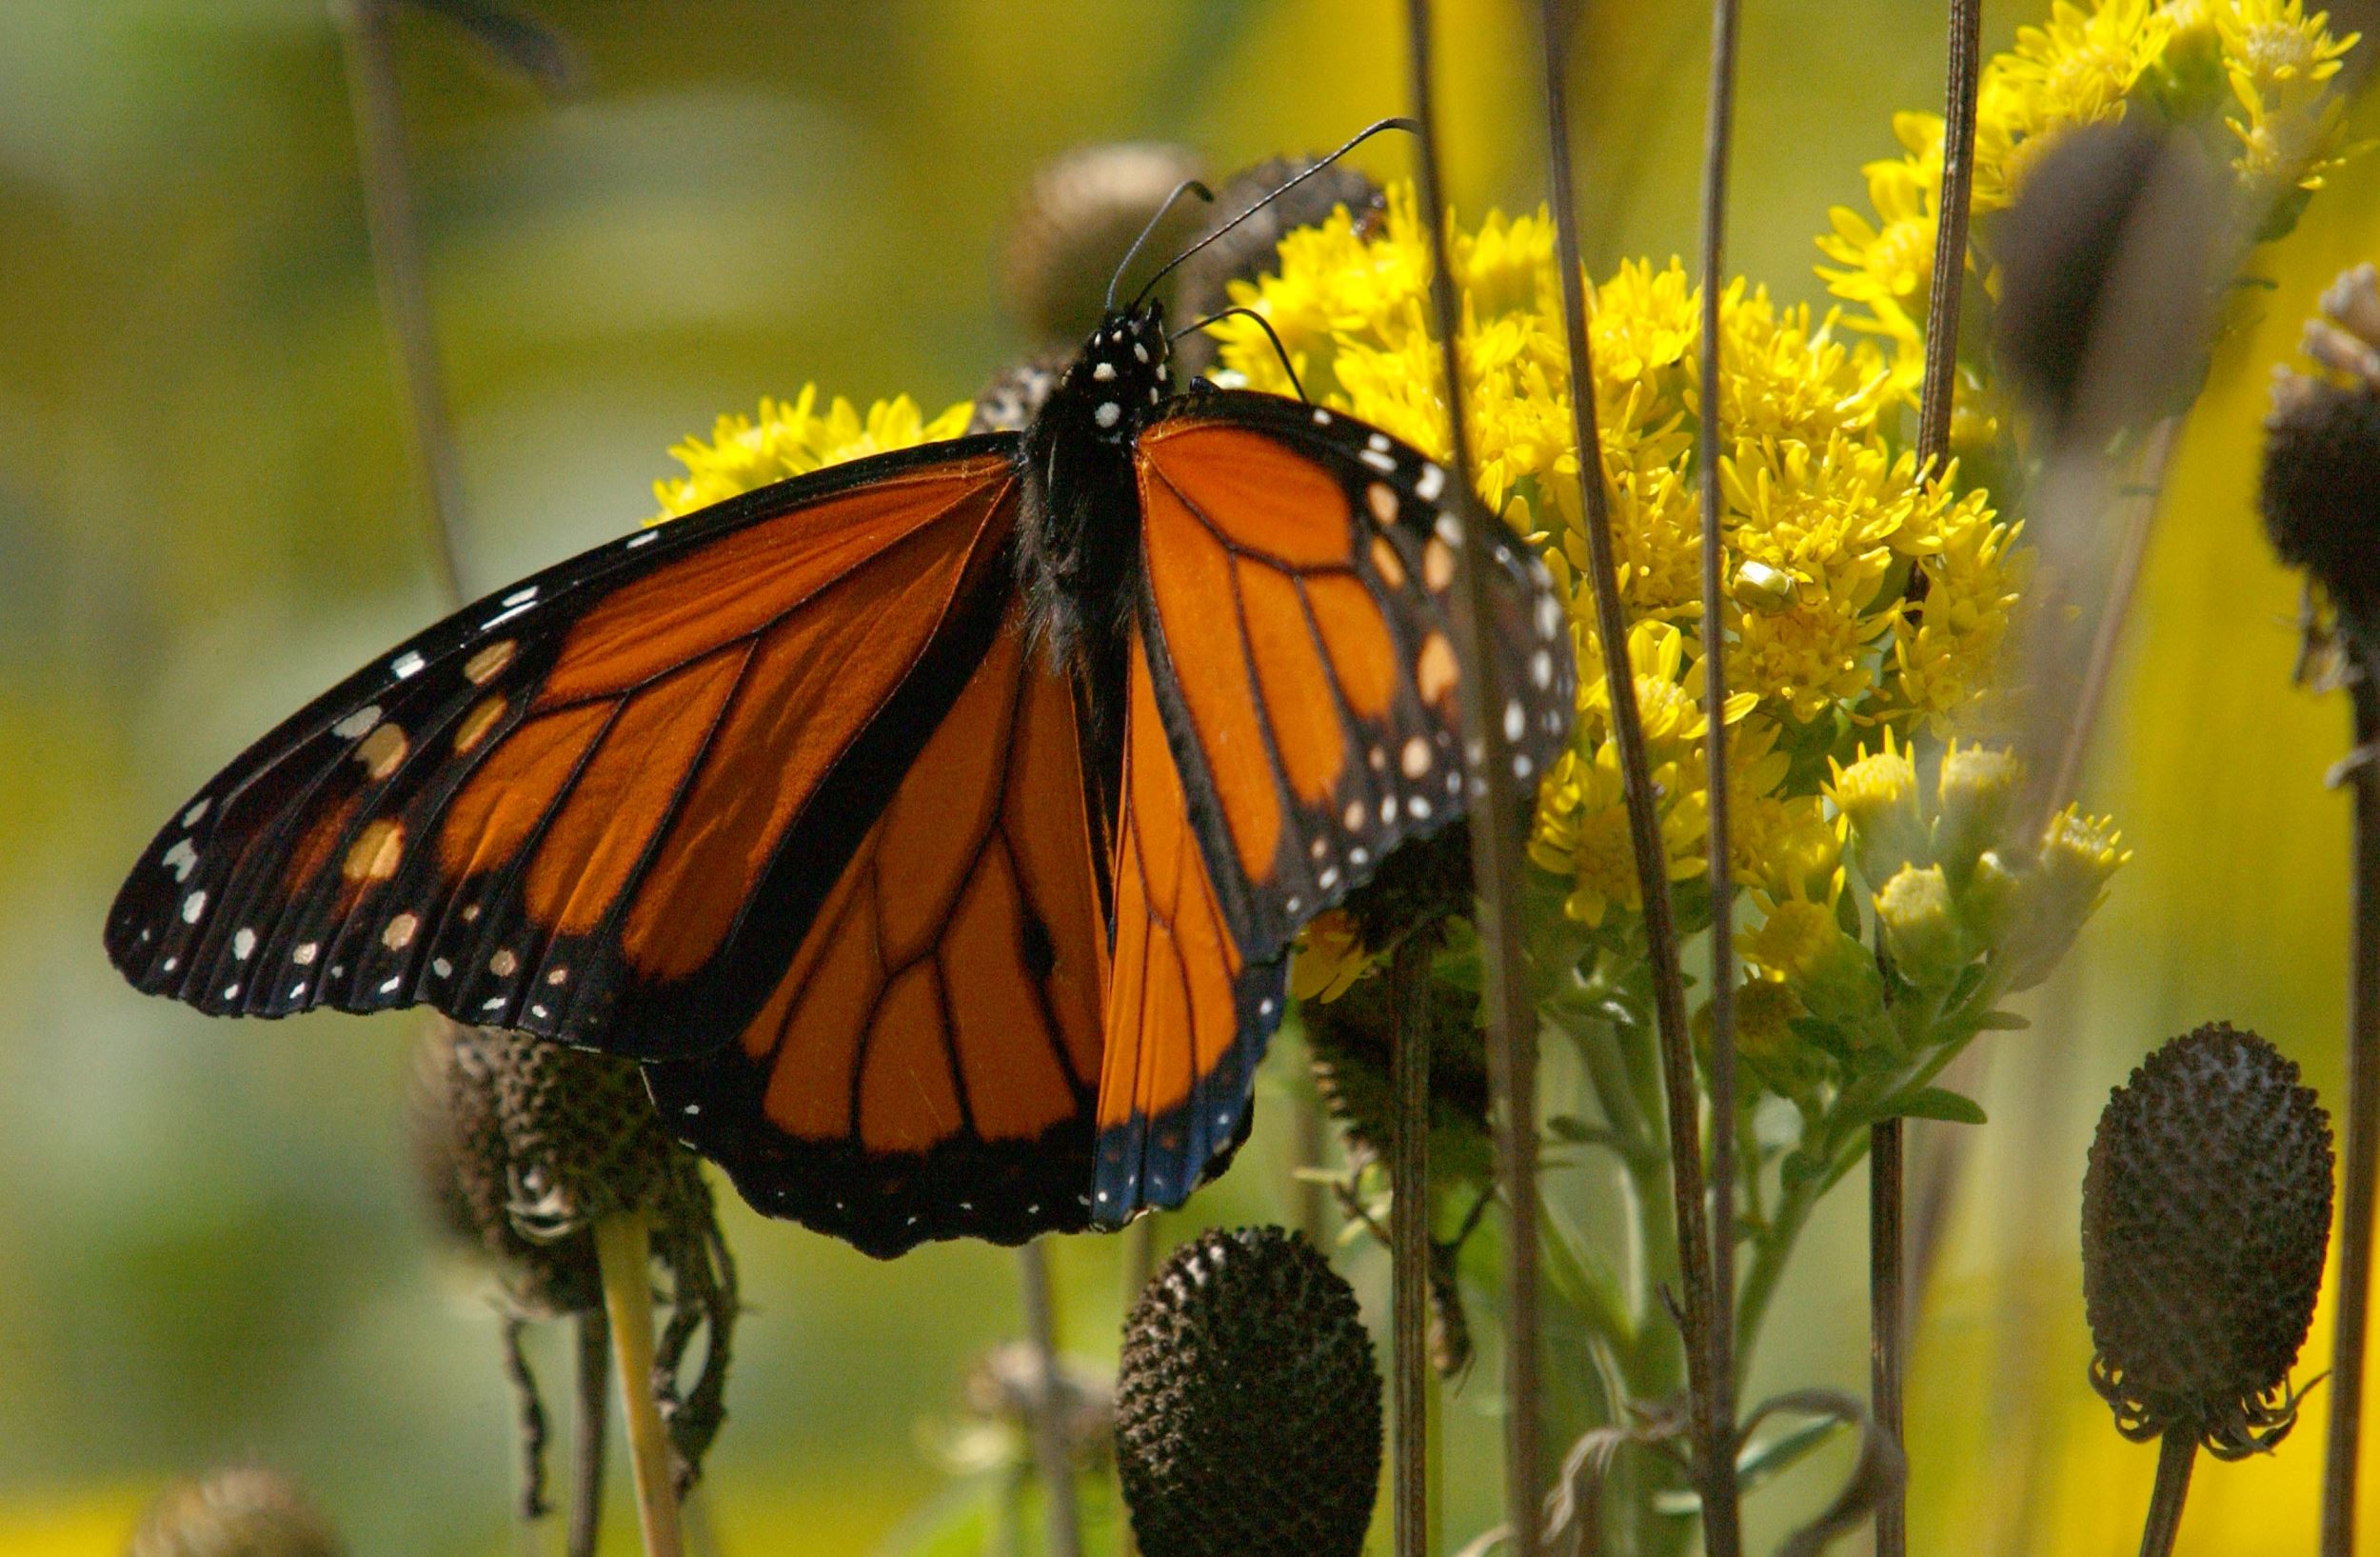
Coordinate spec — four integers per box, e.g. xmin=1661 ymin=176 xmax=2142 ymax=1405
xmin=1934 ymin=742 xmax=2023 ymax=888
xmin=1828 ymin=739 xmax=1929 ymax=886
xmin=1958 ymin=848 xmax=2022 ymax=949
xmin=1741 ymin=900 xmax=1887 ymax=1042
xmin=1702 ymin=979 xmax=1826 ymax=1099
xmin=2001 ymin=808 xmax=2131 ymax=991
xmin=1876 ymin=864 xmax=1967 ymax=988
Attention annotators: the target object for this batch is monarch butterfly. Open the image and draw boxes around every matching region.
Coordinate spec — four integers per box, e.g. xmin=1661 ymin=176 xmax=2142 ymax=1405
xmin=103 ymin=147 xmax=1576 ymax=1258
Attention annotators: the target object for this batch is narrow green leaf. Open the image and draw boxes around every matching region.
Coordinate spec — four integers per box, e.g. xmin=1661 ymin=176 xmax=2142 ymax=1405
xmin=1887 ymin=1087 xmax=1988 ymax=1125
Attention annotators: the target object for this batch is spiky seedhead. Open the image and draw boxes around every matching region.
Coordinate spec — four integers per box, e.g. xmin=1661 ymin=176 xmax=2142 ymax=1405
xmin=1002 ymin=141 xmax=1205 ymax=346
xmin=408 ymin=1018 xmax=740 ymax=1492
xmin=1117 ymin=1227 xmax=1382 ymax=1557
xmin=128 ymin=1466 xmax=344 ymax=1557
xmin=2082 ymin=1022 xmax=2333 ymax=1458
xmin=2262 ymin=373 xmax=2380 ymax=638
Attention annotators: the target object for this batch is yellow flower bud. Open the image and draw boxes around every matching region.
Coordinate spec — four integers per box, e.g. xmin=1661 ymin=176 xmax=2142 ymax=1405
xmin=1875 ymin=863 xmax=1967 ymax=988
xmin=1827 ymin=735 xmax=1929 ymax=886
xmin=2000 ymin=808 xmax=2131 ymax=991
xmin=1742 ymin=900 xmax=1887 ymax=1041
xmin=1934 ymin=742 xmax=2024 ymax=885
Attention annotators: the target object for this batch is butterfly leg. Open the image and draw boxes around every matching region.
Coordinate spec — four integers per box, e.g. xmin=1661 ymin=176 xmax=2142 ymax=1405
xmin=499 ymin=1313 xmax=551 ymax=1521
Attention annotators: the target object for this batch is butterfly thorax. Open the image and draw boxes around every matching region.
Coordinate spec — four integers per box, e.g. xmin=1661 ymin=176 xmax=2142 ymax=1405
xmin=1016 ymin=303 xmax=1174 ymax=676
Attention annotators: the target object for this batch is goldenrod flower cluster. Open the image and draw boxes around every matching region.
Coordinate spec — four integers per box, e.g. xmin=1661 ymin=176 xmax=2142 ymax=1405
xmin=652 ymin=387 xmax=972 ymax=523
xmin=1210 ymin=186 xmax=2020 ymax=949
xmin=1820 ymin=0 xmax=2359 ymax=386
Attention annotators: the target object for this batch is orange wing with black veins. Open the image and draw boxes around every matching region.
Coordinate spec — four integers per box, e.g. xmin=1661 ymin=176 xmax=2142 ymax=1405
xmin=105 ymin=441 xmax=1027 ymax=1065
xmin=644 ymin=608 xmax=1114 ymax=1255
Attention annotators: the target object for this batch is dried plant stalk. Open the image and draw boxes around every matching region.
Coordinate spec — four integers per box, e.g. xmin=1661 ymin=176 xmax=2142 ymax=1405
xmin=330 ymin=0 xmax=472 ymax=602
xmin=1400 ymin=3 xmax=1546 ymax=1547
xmin=1532 ymin=0 xmax=1727 ymax=1547
xmin=595 ymin=1214 xmax=684 ymax=1557
xmin=2324 ymin=659 xmax=2380 ymax=1557
xmin=1695 ymin=0 xmax=1748 ymax=1549
xmin=1391 ymin=937 xmax=1434 ymax=1557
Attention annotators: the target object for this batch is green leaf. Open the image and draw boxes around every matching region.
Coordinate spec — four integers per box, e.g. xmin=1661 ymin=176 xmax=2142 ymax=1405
xmin=1973 ymin=1009 xmax=2031 ymax=1031
xmin=1887 ymin=1087 xmax=1988 ymax=1126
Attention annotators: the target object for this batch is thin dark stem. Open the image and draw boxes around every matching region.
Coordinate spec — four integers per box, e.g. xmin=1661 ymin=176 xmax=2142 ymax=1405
xmin=1017 ymin=1241 xmax=1081 ymax=1557
xmin=2138 ymin=1432 xmax=2197 ymax=1557
xmin=1401 ymin=4 xmax=1544 ymax=1547
xmin=1534 ymin=1 xmax=1723 ymax=1548
xmin=1914 ymin=0 xmax=1983 ymax=467
xmin=1120 ymin=1217 xmax=1155 ymax=1557
xmin=2323 ymin=649 xmax=2380 ymax=1557
xmin=332 ymin=0 xmax=472 ymax=604
xmin=1695 ymin=1 xmax=1746 ymax=1552
xmin=1391 ymin=936 xmax=1434 ymax=1557
xmin=568 ymin=1307 xmax=609 ymax=1557
xmin=1873 ymin=10 xmax=1982 ymax=1548
xmin=1868 ymin=1120 xmax=1905 ymax=1557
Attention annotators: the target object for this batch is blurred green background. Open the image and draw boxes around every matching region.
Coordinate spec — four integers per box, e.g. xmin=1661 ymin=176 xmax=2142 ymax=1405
xmin=5 ymin=1 xmax=2380 ymax=1552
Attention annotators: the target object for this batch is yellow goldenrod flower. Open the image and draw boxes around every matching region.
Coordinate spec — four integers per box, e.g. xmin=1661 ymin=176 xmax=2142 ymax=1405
xmin=650 ymin=387 xmax=974 ymax=522
xmin=1828 ymin=730 xmax=1930 ymax=884
xmin=1290 ymin=910 xmax=1373 ymax=1003
xmin=1974 ymin=0 xmax=2171 ymax=213
xmin=1815 ymin=111 xmax=1949 ymax=355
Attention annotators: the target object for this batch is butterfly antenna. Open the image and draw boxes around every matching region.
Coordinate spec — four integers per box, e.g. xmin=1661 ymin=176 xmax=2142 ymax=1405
xmin=1172 ymin=307 xmax=1308 ymax=403
xmin=1131 ymin=116 xmax=1418 ymax=309
xmin=1106 ymin=178 xmax=1217 ymax=312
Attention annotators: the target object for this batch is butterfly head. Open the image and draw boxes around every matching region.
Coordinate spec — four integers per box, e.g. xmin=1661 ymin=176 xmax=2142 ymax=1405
xmin=1064 ymin=303 xmax=1173 ymax=445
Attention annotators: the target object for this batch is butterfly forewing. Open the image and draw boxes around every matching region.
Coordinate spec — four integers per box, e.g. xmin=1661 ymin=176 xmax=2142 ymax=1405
xmin=106 ymin=439 xmax=1025 ymax=1061
xmin=1131 ymin=391 xmax=1575 ymax=963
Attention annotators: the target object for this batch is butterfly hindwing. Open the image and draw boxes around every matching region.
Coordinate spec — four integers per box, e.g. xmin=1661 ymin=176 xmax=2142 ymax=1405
xmin=644 ymin=605 xmax=1112 ymax=1256
xmin=105 ymin=438 xmax=1025 ymax=1061
xmin=1092 ymin=625 xmax=1290 ymax=1228
xmin=1131 ymin=389 xmax=1576 ymax=962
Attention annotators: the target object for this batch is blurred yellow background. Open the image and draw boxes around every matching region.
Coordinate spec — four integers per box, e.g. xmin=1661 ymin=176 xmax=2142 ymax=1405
xmin=3 ymin=1 xmax=2378 ymax=1552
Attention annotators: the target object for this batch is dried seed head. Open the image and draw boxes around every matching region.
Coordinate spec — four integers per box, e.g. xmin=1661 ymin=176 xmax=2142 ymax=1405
xmin=1118 ymin=1228 xmax=1382 ymax=1557
xmin=1002 ymin=142 xmax=1204 ymax=345
xmin=478 ymin=1023 xmax=681 ymax=1239
xmin=2263 ymin=377 xmax=2380 ymax=629
xmin=2082 ymin=1022 xmax=2333 ymax=1457
xmin=128 ymin=1466 xmax=344 ymax=1557
xmin=967 ymin=354 xmax=1065 ymax=435
xmin=1171 ymin=154 xmax=1386 ymax=377
xmin=408 ymin=1017 xmax=601 ymax=1318
xmin=408 ymin=1018 xmax=741 ymax=1493
xmin=1302 ymin=947 xmax=1493 ymax=1184
xmin=2263 ymin=265 xmax=2380 ymax=641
